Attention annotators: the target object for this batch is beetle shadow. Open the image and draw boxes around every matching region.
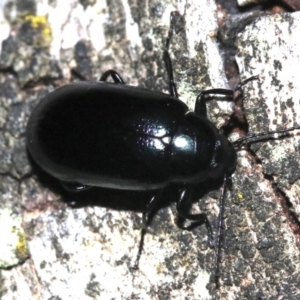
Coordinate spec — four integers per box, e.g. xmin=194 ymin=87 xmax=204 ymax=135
xmin=28 ymin=155 xmax=163 ymax=213
xmin=29 ymin=153 xmax=224 ymax=222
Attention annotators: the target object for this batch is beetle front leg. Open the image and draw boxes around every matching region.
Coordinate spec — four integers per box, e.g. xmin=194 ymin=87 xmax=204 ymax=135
xmin=176 ymin=187 xmax=213 ymax=245
xmin=177 ymin=181 xmax=228 ymax=288
xmin=195 ymin=75 xmax=259 ymax=118
xmin=100 ymin=70 xmax=125 ymax=84
xmin=195 ymin=89 xmax=234 ymax=118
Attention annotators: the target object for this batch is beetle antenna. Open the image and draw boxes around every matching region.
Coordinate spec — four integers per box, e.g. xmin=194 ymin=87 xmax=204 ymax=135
xmin=211 ymin=76 xmax=259 ymax=287
xmin=214 ymin=175 xmax=228 ymax=288
xmin=233 ymin=126 xmax=300 ymax=148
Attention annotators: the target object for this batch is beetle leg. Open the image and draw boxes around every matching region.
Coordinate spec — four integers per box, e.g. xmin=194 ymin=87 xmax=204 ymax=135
xmin=163 ymin=50 xmax=178 ymax=98
xmin=214 ymin=175 xmax=228 ymax=288
xmin=176 ymin=187 xmax=213 ymax=245
xmin=99 ymin=70 xmax=125 ymax=84
xmin=194 ymin=75 xmax=259 ymax=118
xmin=60 ymin=180 xmax=92 ymax=192
xmin=195 ymin=89 xmax=234 ymax=118
xmin=177 ymin=179 xmax=228 ymax=287
xmin=132 ymin=189 xmax=164 ymax=270
xmin=163 ymin=11 xmax=180 ymax=98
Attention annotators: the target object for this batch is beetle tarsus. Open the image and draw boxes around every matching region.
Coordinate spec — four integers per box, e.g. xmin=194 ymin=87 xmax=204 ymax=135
xmin=233 ymin=75 xmax=259 ymax=93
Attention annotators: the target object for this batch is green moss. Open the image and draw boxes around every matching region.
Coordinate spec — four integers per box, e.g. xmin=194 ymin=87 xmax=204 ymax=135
xmin=14 ymin=230 xmax=30 ymax=261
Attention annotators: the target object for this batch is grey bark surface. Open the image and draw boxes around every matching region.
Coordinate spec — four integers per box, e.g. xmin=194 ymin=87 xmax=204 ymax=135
xmin=0 ymin=1 xmax=300 ymax=300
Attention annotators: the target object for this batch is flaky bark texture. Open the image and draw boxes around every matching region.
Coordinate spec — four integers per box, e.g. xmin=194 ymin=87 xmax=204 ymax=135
xmin=1 ymin=1 xmax=300 ymax=299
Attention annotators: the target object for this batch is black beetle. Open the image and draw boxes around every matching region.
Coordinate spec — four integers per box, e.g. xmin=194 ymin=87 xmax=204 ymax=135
xmin=26 ymin=11 xmax=300 ymax=286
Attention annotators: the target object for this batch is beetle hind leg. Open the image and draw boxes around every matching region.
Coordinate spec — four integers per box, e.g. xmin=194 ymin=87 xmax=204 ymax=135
xmin=132 ymin=189 xmax=164 ymax=270
xmin=100 ymin=70 xmax=125 ymax=84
